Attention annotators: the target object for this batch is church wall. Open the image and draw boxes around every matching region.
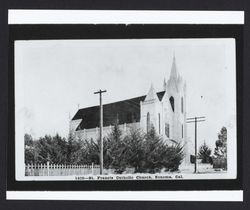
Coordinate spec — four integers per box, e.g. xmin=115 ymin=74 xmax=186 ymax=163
xmin=73 ymin=122 xmax=141 ymax=142
xmin=140 ymin=100 xmax=162 ymax=135
xmin=161 ymin=100 xmax=174 ymax=141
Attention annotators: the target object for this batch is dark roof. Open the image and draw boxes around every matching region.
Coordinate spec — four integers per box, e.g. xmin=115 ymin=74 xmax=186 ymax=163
xmin=72 ymin=91 xmax=165 ymax=130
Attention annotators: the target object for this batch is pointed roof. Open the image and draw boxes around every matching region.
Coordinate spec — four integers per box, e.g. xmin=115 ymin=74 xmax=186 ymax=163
xmin=167 ymin=54 xmax=182 ymax=91
xmin=163 ymin=78 xmax=167 ymax=90
xmin=144 ymin=83 xmax=159 ymax=101
xmin=169 ymin=54 xmax=178 ymax=80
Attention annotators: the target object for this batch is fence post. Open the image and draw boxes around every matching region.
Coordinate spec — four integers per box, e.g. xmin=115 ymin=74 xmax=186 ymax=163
xmin=47 ymin=161 xmax=50 ymax=176
xmin=31 ymin=163 xmax=34 ymax=176
xmin=92 ymin=162 xmax=94 ymax=175
xmin=34 ymin=163 xmax=37 ymax=176
xmin=27 ymin=164 xmax=29 ymax=176
xmin=43 ymin=163 xmax=46 ymax=176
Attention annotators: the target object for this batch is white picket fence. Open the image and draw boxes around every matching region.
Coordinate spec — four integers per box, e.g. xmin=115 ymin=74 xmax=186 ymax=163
xmin=25 ymin=162 xmax=100 ymax=176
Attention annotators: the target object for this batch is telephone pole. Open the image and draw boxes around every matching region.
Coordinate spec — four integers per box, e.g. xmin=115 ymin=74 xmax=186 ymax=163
xmin=94 ymin=89 xmax=107 ymax=175
xmin=186 ymin=116 xmax=206 ymax=173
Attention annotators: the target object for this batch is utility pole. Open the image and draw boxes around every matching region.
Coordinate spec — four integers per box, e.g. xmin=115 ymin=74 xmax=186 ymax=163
xmin=186 ymin=116 xmax=205 ymax=173
xmin=94 ymin=89 xmax=107 ymax=175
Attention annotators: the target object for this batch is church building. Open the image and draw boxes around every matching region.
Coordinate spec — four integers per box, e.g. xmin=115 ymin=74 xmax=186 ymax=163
xmin=70 ymin=55 xmax=187 ymax=149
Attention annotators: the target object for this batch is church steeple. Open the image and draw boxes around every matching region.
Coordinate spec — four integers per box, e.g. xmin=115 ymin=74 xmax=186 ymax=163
xmin=163 ymin=78 xmax=167 ymax=90
xmin=167 ymin=53 xmax=181 ymax=92
xmin=169 ymin=54 xmax=178 ymax=80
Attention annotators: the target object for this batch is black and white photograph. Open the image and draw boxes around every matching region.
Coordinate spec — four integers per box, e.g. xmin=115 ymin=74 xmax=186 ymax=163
xmin=4 ymin=8 xmax=245 ymax=202
xmin=15 ymin=38 xmax=237 ymax=181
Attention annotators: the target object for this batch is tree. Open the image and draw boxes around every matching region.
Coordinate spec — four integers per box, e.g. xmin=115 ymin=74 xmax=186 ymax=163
xmin=24 ymin=133 xmax=33 ymax=147
xmin=81 ymin=138 xmax=100 ymax=165
xmin=142 ymin=127 xmax=165 ymax=173
xmin=35 ymin=135 xmax=53 ymax=164
xmin=123 ymin=128 xmax=145 ymax=173
xmin=132 ymin=127 xmax=184 ymax=173
xmin=105 ymin=123 xmax=127 ymax=173
xmin=214 ymin=127 xmax=227 ymax=158
xmin=50 ymin=134 xmax=68 ymax=164
xmin=213 ymin=127 xmax=227 ymax=169
xmin=66 ymin=132 xmax=82 ymax=164
xmin=198 ymin=142 xmax=212 ymax=164
xmin=25 ymin=133 xmax=69 ymax=165
xmin=24 ymin=133 xmax=35 ymax=164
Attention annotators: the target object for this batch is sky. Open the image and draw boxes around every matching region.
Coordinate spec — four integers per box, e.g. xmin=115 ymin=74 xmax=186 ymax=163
xmin=15 ymin=38 xmax=236 ymax=151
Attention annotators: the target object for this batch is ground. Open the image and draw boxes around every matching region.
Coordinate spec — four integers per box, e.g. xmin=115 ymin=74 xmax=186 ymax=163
xmin=179 ymin=163 xmax=227 ymax=174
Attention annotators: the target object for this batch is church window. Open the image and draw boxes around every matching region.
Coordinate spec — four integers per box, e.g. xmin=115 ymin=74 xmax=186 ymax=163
xmin=147 ymin=112 xmax=150 ymax=133
xmin=165 ymin=123 xmax=170 ymax=138
xmin=158 ymin=113 xmax=161 ymax=134
xmin=169 ymin=96 xmax=175 ymax=112
xmin=181 ymin=97 xmax=184 ymax=113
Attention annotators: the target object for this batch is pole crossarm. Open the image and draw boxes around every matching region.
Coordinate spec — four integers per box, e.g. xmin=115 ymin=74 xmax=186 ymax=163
xmin=186 ymin=116 xmax=205 ymax=120
xmin=94 ymin=90 xmax=107 ymax=95
xmin=186 ymin=119 xmax=206 ymax=123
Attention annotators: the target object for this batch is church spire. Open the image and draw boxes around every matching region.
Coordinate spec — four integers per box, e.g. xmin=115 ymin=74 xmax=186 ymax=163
xmin=145 ymin=83 xmax=158 ymax=101
xmin=163 ymin=78 xmax=167 ymax=90
xmin=169 ymin=53 xmax=178 ymax=80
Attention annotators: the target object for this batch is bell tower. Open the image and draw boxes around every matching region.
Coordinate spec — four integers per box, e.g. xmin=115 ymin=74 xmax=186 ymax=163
xmin=166 ymin=54 xmax=187 ymax=145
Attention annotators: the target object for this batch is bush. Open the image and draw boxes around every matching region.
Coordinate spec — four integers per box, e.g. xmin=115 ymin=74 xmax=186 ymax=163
xmin=198 ymin=142 xmax=212 ymax=164
xmin=162 ymin=143 xmax=184 ymax=172
xmin=212 ymin=157 xmax=227 ymax=169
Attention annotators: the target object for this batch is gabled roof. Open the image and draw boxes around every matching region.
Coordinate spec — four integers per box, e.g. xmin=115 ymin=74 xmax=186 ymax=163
xmin=72 ymin=91 xmax=166 ymax=130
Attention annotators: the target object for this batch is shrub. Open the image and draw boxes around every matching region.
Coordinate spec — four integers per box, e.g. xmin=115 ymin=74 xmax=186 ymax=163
xmin=198 ymin=142 xmax=212 ymax=164
xmin=162 ymin=143 xmax=184 ymax=172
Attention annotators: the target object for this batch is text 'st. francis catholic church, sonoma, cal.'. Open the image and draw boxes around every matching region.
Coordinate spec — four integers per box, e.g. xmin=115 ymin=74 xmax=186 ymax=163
xmin=69 ymin=55 xmax=189 ymax=162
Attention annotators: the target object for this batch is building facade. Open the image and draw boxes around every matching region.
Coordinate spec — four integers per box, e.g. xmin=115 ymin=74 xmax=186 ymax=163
xmin=70 ymin=56 xmax=187 ymax=151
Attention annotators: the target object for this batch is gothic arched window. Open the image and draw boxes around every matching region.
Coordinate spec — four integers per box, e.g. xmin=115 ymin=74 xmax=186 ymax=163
xmin=169 ymin=96 xmax=175 ymax=112
xmin=181 ymin=97 xmax=184 ymax=113
xmin=147 ymin=112 xmax=150 ymax=133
